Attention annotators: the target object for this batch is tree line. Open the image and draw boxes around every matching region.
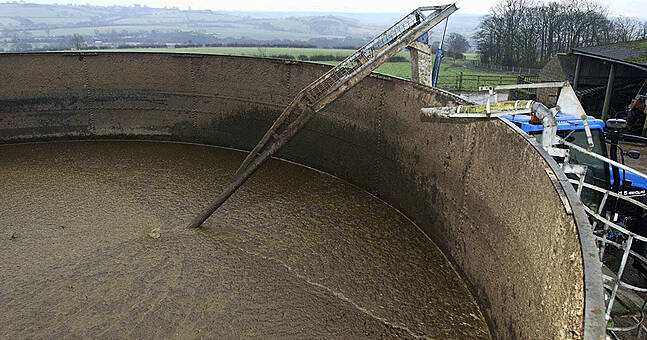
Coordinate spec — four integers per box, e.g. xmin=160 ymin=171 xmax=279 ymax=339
xmin=429 ymin=33 xmax=471 ymax=59
xmin=476 ymin=0 xmax=647 ymax=68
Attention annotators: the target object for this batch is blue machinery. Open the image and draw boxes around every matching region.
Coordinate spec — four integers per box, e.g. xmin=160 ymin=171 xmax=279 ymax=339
xmin=421 ymin=82 xmax=647 ymax=337
xmin=432 ymin=18 xmax=449 ymax=87
xmin=416 ymin=16 xmax=449 ymax=88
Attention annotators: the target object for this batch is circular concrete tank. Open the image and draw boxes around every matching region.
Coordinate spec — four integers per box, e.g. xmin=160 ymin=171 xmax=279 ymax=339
xmin=0 ymin=52 xmax=605 ymax=339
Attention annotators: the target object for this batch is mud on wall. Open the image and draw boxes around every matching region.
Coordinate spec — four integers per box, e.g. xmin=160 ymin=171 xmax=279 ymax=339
xmin=0 ymin=52 xmax=604 ymax=339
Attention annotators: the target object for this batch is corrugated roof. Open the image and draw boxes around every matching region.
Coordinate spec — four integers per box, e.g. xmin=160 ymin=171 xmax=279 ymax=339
xmin=573 ymin=40 xmax=647 ymax=71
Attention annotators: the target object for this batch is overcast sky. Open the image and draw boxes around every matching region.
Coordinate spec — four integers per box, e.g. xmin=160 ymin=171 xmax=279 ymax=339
xmin=12 ymin=0 xmax=647 ymax=18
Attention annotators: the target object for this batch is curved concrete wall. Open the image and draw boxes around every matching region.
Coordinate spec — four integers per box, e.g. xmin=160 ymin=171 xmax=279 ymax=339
xmin=0 ymin=52 xmax=605 ymax=339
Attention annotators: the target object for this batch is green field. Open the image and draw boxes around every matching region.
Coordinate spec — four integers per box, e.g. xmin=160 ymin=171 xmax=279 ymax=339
xmin=0 ymin=3 xmax=382 ymax=42
xmin=463 ymin=53 xmax=479 ymax=61
xmin=105 ymin=47 xmax=501 ymax=84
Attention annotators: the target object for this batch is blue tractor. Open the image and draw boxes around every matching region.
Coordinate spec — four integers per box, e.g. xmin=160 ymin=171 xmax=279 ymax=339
xmin=503 ymin=113 xmax=647 ymax=194
xmin=421 ymin=82 xmax=647 ymax=270
xmin=504 ymin=112 xmax=647 ymax=276
xmin=421 ymin=80 xmax=647 ymax=240
xmin=420 ymin=77 xmax=647 ymax=334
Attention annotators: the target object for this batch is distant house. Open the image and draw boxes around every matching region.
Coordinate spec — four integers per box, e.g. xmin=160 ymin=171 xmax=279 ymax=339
xmin=539 ymin=40 xmax=647 ymax=121
xmin=165 ymin=43 xmax=178 ymax=48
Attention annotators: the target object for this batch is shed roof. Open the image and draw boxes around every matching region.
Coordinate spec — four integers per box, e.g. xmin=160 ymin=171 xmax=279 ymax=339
xmin=572 ymin=40 xmax=647 ymax=72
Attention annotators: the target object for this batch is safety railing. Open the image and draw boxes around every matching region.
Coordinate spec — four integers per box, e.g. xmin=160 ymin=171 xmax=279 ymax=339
xmin=569 ymin=170 xmax=647 ymax=338
xmin=305 ymin=5 xmax=456 ymax=108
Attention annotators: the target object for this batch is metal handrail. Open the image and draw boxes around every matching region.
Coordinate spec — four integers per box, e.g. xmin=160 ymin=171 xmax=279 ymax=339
xmin=569 ymin=160 xmax=647 ymax=334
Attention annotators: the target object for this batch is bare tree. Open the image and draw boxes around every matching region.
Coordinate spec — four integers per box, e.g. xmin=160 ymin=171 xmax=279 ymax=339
xmin=69 ymin=34 xmax=85 ymax=50
xmin=612 ymin=16 xmax=642 ymax=42
xmin=640 ymin=22 xmax=647 ymax=40
xmin=430 ymin=40 xmax=440 ymax=53
xmin=475 ymin=0 xmax=645 ymax=68
xmin=445 ymin=33 xmax=470 ymax=57
xmin=257 ymin=46 xmax=266 ymax=57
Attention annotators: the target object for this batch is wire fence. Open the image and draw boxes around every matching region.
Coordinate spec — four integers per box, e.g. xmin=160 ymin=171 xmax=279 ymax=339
xmin=436 ymin=73 xmax=539 ymax=92
xmin=457 ymin=60 xmax=541 ymax=76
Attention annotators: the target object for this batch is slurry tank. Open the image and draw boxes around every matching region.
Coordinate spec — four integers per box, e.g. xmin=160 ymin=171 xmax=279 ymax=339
xmin=0 ymin=52 xmax=605 ymax=339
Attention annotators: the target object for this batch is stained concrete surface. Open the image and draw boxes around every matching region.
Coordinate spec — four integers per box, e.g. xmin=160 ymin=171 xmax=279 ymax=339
xmin=0 ymin=140 xmax=491 ymax=339
xmin=0 ymin=52 xmax=605 ymax=339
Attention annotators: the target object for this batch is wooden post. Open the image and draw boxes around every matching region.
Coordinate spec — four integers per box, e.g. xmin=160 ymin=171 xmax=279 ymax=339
xmin=601 ymin=63 xmax=615 ymax=121
xmin=573 ymin=55 xmax=582 ymax=91
xmin=458 ymin=72 xmax=463 ymax=91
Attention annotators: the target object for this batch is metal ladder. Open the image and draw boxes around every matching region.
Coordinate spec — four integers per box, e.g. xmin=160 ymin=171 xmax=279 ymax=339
xmin=188 ymin=4 xmax=458 ymax=228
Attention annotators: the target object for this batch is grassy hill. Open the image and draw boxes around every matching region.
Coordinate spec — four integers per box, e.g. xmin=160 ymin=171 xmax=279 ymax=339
xmin=0 ymin=3 xmax=382 ymax=46
xmin=0 ymin=3 xmax=481 ymax=52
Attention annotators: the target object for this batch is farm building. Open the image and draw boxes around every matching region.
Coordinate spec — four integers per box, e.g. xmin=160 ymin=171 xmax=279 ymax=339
xmin=539 ymin=40 xmax=647 ymax=135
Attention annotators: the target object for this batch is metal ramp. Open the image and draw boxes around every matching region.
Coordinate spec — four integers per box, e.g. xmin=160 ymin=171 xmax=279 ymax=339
xmin=188 ymin=4 xmax=458 ymax=228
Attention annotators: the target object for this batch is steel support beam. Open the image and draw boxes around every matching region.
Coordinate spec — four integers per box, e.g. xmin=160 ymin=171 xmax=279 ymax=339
xmin=601 ymin=63 xmax=615 ymax=121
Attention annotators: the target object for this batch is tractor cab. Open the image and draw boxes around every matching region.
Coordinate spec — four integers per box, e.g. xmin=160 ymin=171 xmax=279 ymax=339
xmin=505 ymin=113 xmax=645 ymax=183
xmin=504 ymin=113 xmax=646 ymax=204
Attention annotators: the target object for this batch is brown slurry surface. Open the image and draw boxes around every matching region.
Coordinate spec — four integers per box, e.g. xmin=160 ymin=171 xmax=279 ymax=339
xmin=0 ymin=140 xmax=490 ymax=339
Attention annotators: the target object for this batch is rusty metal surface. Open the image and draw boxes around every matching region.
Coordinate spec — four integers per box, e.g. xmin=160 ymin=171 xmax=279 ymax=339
xmin=0 ymin=52 xmax=604 ymax=339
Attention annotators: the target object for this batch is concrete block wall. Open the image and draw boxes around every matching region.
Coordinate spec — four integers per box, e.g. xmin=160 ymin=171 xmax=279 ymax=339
xmin=538 ymin=54 xmax=572 ymax=106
